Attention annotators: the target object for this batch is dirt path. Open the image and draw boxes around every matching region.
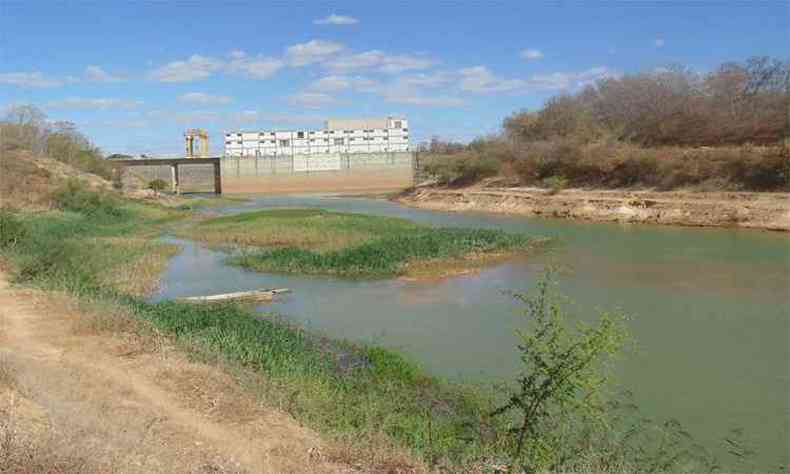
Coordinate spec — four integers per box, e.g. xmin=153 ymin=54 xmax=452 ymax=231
xmin=0 ymin=273 xmax=352 ymax=473
xmin=397 ymin=186 xmax=790 ymax=231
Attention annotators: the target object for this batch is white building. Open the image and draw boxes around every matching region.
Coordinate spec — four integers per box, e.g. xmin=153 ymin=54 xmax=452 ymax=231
xmin=224 ymin=117 xmax=409 ymax=157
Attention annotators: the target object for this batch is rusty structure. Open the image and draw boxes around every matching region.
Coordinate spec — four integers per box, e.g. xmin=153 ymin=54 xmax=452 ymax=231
xmin=184 ymin=128 xmax=210 ymax=158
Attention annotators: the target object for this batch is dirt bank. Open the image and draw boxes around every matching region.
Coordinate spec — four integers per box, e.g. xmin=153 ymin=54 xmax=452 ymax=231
xmin=396 ymin=186 xmax=790 ymax=231
xmin=0 ymin=272 xmax=352 ymax=473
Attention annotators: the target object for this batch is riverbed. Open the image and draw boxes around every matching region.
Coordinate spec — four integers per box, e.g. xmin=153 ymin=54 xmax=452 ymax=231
xmin=155 ymin=194 xmax=789 ymax=470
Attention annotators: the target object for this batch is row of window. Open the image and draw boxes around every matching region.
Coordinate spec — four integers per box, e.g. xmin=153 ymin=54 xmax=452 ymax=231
xmin=227 ymin=136 xmax=409 ymax=146
xmin=227 ymin=129 xmax=408 ymax=139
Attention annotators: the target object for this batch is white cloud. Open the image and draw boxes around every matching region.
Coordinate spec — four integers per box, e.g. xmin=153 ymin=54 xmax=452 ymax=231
xmin=458 ymin=65 xmax=616 ymax=94
xmin=285 ymin=40 xmax=345 ymax=67
xmin=360 ymin=73 xmax=462 ymax=107
xmin=654 ymin=38 xmax=665 ymax=48
xmin=178 ymin=92 xmax=233 ymax=105
xmin=459 ymin=66 xmax=526 ymax=93
xmin=146 ymin=109 xmax=220 ymax=125
xmin=84 ymin=65 xmax=125 ymax=82
xmin=149 ymin=55 xmax=223 ymax=82
xmin=288 ymin=92 xmax=338 ymax=108
xmin=228 ymin=50 xmax=247 ymax=59
xmin=383 ymin=94 xmax=464 ymax=107
xmin=396 ymin=72 xmax=454 ymax=88
xmin=47 ymin=97 xmax=142 ymax=110
xmin=227 ymin=55 xmax=284 ymax=79
xmin=325 ymin=50 xmax=434 ymax=74
xmin=307 ymin=75 xmax=377 ymax=92
xmin=313 ymin=14 xmax=358 ymax=25
xmin=0 ymin=71 xmax=64 ymax=88
xmin=229 ymin=110 xmax=324 ymax=125
xmin=520 ymin=49 xmax=544 ymax=60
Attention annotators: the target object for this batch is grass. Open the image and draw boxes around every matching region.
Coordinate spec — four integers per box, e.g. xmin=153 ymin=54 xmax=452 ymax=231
xmin=0 ymin=184 xmax=736 ymax=472
xmin=175 ymin=195 xmax=251 ymax=211
xmin=179 ymin=208 xmax=540 ymax=278
xmin=0 ymin=188 xmax=510 ymax=469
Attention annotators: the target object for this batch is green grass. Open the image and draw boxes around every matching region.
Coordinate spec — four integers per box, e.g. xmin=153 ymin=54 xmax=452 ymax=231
xmin=182 ymin=208 xmax=539 ymax=278
xmin=0 ymin=186 xmax=731 ymax=472
xmin=175 ymin=195 xmax=251 ymax=210
xmin=0 ymin=188 xmax=508 ymax=468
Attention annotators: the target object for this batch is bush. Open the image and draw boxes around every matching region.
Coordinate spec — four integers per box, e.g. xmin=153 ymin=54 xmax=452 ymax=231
xmin=0 ymin=210 xmax=28 ymax=249
xmin=50 ymin=179 xmax=127 ymax=219
xmin=541 ymin=176 xmax=568 ymax=194
xmin=424 ymin=152 xmax=501 ymax=185
xmin=492 ymin=271 xmax=629 ymax=470
xmin=147 ymin=179 xmax=168 ymax=195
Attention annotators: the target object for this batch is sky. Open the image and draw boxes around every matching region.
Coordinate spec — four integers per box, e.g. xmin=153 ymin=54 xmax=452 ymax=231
xmin=1 ymin=1 xmax=787 ymax=156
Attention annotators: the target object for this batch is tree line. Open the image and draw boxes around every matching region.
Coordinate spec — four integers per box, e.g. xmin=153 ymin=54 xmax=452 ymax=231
xmin=420 ymin=57 xmax=789 ymax=191
xmin=1 ymin=104 xmax=114 ymax=180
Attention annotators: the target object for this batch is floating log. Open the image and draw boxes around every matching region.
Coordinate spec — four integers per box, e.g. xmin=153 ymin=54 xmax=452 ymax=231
xmin=178 ymin=288 xmax=291 ymax=303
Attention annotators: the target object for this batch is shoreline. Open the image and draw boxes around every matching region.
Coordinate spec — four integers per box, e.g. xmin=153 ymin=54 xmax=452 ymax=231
xmin=395 ymin=186 xmax=790 ymax=232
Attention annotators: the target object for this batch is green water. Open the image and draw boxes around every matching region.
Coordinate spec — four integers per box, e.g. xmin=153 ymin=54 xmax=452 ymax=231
xmin=157 ymin=195 xmax=789 ymax=470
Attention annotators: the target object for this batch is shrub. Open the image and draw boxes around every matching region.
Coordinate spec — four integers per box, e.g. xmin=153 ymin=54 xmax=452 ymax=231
xmin=541 ymin=176 xmax=568 ymax=194
xmin=0 ymin=210 xmax=28 ymax=249
xmin=424 ymin=152 xmax=501 ymax=185
xmin=50 ymin=179 xmax=127 ymax=219
xmin=492 ymin=271 xmax=629 ymax=471
xmin=147 ymin=179 xmax=168 ymax=195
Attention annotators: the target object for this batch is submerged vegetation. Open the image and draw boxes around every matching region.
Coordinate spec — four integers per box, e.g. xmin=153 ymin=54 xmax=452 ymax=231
xmin=182 ymin=208 xmax=539 ymax=278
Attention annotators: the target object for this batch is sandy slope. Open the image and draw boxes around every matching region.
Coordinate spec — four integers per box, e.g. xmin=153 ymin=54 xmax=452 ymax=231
xmin=0 ymin=273 xmax=351 ymax=473
xmin=397 ymin=186 xmax=790 ymax=231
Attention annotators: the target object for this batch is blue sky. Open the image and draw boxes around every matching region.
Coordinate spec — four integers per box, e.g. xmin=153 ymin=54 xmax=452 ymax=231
xmin=1 ymin=1 xmax=787 ymax=156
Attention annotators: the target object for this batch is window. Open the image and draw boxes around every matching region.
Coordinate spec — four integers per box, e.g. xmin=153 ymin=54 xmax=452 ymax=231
xmin=344 ymin=130 xmax=352 ymax=134
xmin=394 ymin=121 xmax=402 ymax=128
xmin=383 ymin=137 xmax=388 ymax=141
xmin=279 ymin=140 xmax=290 ymax=147
xmin=403 ymin=128 xmax=408 ymax=132
xmin=297 ymin=131 xmax=305 ymax=139
xmin=236 ymin=141 xmax=242 ymax=145
xmin=334 ymin=138 xmax=343 ymax=145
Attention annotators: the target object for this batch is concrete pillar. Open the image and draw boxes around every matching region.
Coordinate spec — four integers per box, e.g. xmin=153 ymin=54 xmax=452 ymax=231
xmin=213 ymin=161 xmax=222 ymax=195
xmin=171 ymin=164 xmax=179 ymax=194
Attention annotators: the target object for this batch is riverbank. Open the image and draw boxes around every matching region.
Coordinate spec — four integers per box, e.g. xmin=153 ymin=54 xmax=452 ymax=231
xmin=395 ymin=186 xmax=790 ymax=231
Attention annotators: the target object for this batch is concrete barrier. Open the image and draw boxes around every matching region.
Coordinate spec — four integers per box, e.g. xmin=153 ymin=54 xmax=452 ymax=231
xmin=220 ymin=152 xmax=414 ymax=194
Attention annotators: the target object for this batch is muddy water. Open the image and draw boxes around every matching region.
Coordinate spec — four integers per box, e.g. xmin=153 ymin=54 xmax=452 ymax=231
xmin=155 ymin=195 xmax=789 ymax=469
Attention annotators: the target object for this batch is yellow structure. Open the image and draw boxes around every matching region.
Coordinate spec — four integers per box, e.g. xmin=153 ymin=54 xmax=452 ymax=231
xmin=184 ymin=128 xmax=209 ymax=158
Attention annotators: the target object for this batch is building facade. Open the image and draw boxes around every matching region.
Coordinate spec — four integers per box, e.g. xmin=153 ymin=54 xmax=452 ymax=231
xmin=224 ymin=117 xmax=409 ymax=157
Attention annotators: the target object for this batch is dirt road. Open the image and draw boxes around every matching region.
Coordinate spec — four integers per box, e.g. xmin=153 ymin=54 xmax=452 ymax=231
xmin=0 ymin=273 xmax=350 ymax=473
xmin=397 ymin=186 xmax=790 ymax=231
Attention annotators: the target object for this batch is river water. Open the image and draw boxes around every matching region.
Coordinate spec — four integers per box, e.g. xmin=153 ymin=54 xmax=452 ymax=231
xmin=155 ymin=195 xmax=789 ymax=469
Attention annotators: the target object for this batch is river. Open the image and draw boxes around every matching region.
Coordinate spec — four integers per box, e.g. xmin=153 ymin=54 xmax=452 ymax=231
xmin=154 ymin=194 xmax=789 ymax=470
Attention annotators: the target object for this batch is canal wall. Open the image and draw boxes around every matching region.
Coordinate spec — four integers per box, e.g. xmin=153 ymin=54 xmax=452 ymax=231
xmin=221 ymin=151 xmax=414 ymax=194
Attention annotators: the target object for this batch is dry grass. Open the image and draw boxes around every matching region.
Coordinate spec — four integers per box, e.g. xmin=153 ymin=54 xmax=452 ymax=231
xmin=0 ymin=150 xmax=112 ymax=210
xmin=95 ymin=237 xmax=180 ymax=296
xmin=185 ymin=222 xmax=375 ymax=252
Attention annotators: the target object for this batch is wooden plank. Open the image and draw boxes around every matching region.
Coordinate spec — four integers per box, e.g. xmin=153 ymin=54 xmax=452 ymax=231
xmin=178 ymin=288 xmax=290 ymax=303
